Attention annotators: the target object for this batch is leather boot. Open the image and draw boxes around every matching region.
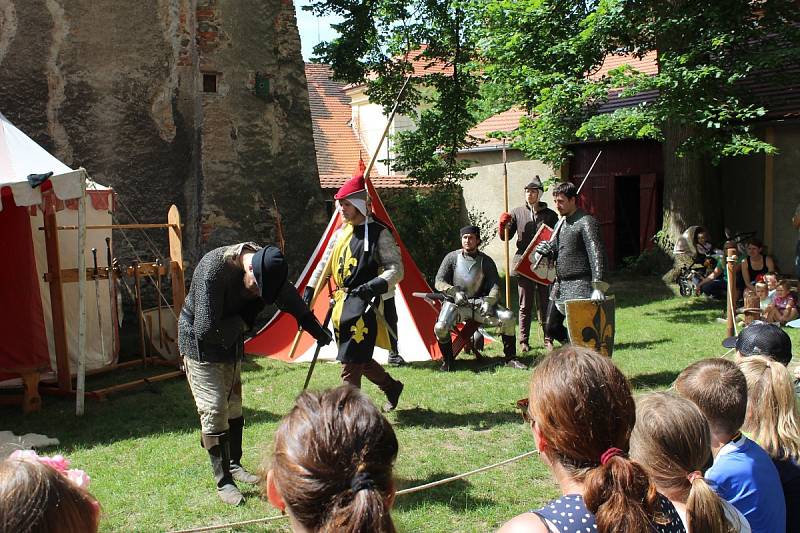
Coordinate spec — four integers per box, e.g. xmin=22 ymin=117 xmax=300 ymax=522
xmin=203 ymin=432 xmax=244 ymax=505
xmin=438 ymin=341 xmax=454 ymax=372
xmin=228 ymin=417 xmax=260 ymax=485
xmin=382 ymin=379 xmax=404 ymax=412
xmin=503 ymin=335 xmax=526 ymax=369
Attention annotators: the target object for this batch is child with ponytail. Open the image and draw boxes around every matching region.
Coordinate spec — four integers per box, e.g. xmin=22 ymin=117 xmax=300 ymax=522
xmin=738 ymin=355 xmax=800 ymax=531
xmin=263 ymin=384 xmax=398 ymax=533
xmin=499 ymin=346 xmax=685 ymax=533
xmin=630 ymin=392 xmax=750 ymax=532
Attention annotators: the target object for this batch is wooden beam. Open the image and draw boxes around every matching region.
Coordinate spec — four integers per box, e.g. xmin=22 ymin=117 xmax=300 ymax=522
xmin=39 ymin=223 xmax=182 ymax=231
xmin=44 ymin=267 xmax=113 ymax=283
xmin=764 ymin=126 xmax=775 ymax=251
xmin=43 ymin=196 xmax=72 ymax=392
xmin=168 ymin=205 xmax=186 ymax=315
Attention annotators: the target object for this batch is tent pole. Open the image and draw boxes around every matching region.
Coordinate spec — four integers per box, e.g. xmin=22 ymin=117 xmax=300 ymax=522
xmin=76 ymin=171 xmax=88 ymax=416
xmin=43 ymin=193 xmax=72 ymax=392
xmin=502 ymin=140 xmax=511 ymax=307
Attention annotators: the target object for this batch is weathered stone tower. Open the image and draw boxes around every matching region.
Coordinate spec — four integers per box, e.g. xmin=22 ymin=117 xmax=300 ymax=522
xmin=0 ymin=0 xmax=325 ymax=269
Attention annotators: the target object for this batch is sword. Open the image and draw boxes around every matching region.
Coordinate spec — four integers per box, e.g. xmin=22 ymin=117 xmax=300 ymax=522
xmin=532 ymin=150 xmax=602 ymax=269
xmin=91 ymin=248 xmax=106 ymax=361
xmin=302 ymin=297 xmax=335 ymax=391
xmin=105 ymin=238 xmax=116 ymax=354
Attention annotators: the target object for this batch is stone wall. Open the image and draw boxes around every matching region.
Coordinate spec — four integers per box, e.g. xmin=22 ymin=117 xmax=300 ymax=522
xmin=0 ymin=0 xmax=324 ymax=273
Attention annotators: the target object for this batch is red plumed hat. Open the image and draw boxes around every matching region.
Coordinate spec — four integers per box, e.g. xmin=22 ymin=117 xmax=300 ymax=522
xmin=334 ymin=172 xmax=366 ymax=200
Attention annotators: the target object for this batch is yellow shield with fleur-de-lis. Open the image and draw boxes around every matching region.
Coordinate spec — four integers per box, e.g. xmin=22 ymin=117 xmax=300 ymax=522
xmin=564 ymin=296 xmax=615 ymax=357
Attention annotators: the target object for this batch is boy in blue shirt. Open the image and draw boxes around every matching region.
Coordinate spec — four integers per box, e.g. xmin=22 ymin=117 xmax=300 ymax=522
xmin=675 ymin=358 xmax=785 ymax=533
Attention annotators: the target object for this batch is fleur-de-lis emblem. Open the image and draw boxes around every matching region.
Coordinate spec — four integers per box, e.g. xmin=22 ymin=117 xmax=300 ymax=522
xmin=341 ymin=257 xmax=358 ymax=280
xmin=350 ymin=317 xmax=368 ymax=343
xmin=581 ymin=305 xmax=614 ymax=357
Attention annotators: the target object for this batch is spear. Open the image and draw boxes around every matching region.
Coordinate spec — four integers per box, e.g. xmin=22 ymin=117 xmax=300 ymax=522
xmin=502 ymin=140 xmax=511 ymax=307
xmin=288 ymin=74 xmax=413 ymax=359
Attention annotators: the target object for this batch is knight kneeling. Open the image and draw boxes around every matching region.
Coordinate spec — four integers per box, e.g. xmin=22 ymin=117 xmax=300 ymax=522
xmin=434 ymin=225 xmax=526 ymax=371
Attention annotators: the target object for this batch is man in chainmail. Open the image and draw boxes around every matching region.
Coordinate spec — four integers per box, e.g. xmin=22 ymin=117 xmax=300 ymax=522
xmin=434 ymin=226 xmax=526 ymax=371
xmin=304 ymin=173 xmax=405 ymax=412
xmin=179 ymin=243 xmax=331 ymax=505
xmin=498 ymin=176 xmax=558 ymax=352
xmin=535 ymin=181 xmax=608 ymax=349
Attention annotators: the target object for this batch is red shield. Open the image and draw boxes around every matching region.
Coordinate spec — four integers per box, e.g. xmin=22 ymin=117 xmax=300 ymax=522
xmin=513 ymin=224 xmax=555 ymax=285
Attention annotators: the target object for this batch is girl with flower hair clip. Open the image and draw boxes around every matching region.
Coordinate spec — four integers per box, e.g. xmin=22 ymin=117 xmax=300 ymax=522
xmin=0 ymin=450 xmax=99 ymax=532
xmin=630 ymin=392 xmax=750 ymax=533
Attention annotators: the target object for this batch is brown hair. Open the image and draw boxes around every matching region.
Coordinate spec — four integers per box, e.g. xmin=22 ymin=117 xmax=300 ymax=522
xmin=674 ymin=358 xmax=747 ymax=437
xmin=631 ymin=392 xmax=741 ymax=533
xmin=738 ymin=355 xmax=800 ymax=462
xmin=266 ymin=385 xmax=398 ymax=533
xmin=0 ymin=457 xmax=99 ymax=533
xmin=777 ymin=279 xmax=792 ymax=291
xmin=529 ymin=346 xmax=664 ymax=533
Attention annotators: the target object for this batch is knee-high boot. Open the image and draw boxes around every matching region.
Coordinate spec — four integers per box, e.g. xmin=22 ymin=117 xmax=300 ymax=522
xmin=228 ymin=417 xmax=260 ymax=484
xmin=202 ymin=432 xmax=244 ymax=505
xmin=503 ymin=335 xmax=526 ymax=369
xmin=438 ymin=341 xmax=454 ymax=372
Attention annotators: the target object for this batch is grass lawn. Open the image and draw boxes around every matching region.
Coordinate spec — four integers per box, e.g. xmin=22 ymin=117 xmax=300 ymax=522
xmin=3 ymin=275 xmax=799 ymax=532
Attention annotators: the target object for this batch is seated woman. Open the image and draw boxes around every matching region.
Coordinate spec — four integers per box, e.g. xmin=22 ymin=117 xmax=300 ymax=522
xmin=263 ymin=385 xmax=398 ymax=533
xmin=696 ymin=241 xmax=739 ymax=299
xmin=0 ymin=451 xmax=99 ymax=532
xmin=498 ymin=346 xmax=685 ymax=533
xmin=738 ymin=355 xmax=800 ymax=531
xmin=740 ymin=238 xmax=776 ymax=294
xmin=630 ymin=392 xmax=750 ymax=532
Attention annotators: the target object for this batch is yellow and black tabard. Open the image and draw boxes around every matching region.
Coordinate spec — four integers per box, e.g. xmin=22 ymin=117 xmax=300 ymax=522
xmin=330 ymin=221 xmax=391 ymax=363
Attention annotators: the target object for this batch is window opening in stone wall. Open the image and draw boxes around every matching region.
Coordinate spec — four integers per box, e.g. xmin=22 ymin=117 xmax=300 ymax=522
xmin=203 ymin=73 xmax=218 ymax=93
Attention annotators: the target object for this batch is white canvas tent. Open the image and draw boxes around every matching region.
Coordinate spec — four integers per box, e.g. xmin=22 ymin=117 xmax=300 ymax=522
xmin=0 ymin=112 xmax=116 ymax=388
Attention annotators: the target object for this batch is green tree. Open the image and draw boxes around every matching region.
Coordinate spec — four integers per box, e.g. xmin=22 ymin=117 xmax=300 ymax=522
xmin=306 ymin=0 xmax=483 ymax=185
xmin=477 ymin=0 xmax=800 ymax=240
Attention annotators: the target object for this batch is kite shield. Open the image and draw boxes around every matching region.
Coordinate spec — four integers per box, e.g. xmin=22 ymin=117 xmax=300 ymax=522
xmin=564 ymin=296 xmax=616 ymax=357
xmin=514 ymin=224 xmax=555 ymax=285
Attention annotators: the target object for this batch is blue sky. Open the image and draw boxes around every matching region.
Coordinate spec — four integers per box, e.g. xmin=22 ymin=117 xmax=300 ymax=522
xmin=295 ymin=0 xmax=343 ymax=61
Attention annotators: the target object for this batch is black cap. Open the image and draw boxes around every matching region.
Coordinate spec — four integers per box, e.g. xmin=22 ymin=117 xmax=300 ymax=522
xmin=525 ymin=176 xmax=543 ymax=190
xmin=460 ymin=225 xmax=480 ymax=240
xmin=722 ymin=321 xmax=793 ymax=365
xmin=252 ymin=245 xmax=289 ymax=304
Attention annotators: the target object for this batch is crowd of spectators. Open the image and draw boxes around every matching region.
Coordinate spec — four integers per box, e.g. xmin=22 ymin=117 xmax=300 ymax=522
xmin=1 ymin=326 xmax=798 ymax=533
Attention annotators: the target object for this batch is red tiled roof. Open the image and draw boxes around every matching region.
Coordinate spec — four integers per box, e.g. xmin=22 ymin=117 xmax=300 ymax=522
xmin=305 ymin=63 xmax=413 ymax=189
xmin=346 ymin=46 xmax=453 ymax=91
xmin=467 ymin=108 xmax=527 ymax=145
xmin=588 ymin=51 xmax=659 ymax=80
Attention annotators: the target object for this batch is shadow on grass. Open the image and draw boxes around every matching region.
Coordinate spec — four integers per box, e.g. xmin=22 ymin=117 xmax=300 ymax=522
xmin=616 ymin=338 xmax=669 ymax=350
xmin=651 ymin=297 xmax=724 ymax=324
xmin=394 ymin=473 xmax=496 ymax=510
xmin=394 ymin=407 xmax=522 ymax=430
xmin=1 ymin=375 xmax=283 ymax=452
xmin=609 ymin=275 xmax=676 ymax=309
xmin=629 ymin=370 xmax=679 ymax=390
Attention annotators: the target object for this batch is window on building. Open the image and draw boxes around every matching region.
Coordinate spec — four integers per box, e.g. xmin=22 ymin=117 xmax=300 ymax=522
xmin=203 ymin=73 xmax=218 ymax=93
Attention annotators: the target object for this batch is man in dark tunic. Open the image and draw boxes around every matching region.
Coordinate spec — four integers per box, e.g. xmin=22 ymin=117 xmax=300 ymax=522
xmin=499 ymin=176 xmax=558 ymax=352
xmin=179 ymin=243 xmax=330 ymax=505
xmin=305 ymin=173 xmax=405 ymax=412
xmin=535 ymin=181 xmax=608 ymax=349
xmin=434 ymin=226 xmax=526 ymax=371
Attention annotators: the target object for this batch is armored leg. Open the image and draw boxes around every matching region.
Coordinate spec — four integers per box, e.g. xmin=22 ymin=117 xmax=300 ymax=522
xmin=434 ymin=301 xmax=459 ymax=342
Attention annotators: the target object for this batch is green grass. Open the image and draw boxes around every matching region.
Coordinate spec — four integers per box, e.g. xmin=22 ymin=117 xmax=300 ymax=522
xmin=3 ymin=275 xmax=799 ymax=532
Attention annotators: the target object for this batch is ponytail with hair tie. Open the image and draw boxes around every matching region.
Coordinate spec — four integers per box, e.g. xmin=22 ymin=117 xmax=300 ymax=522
xmin=687 ymin=471 xmax=703 ymax=484
xmin=350 ymin=471 xmax=375 ymax=493
xmin=600 ymin=447 xmax=624 ymax=466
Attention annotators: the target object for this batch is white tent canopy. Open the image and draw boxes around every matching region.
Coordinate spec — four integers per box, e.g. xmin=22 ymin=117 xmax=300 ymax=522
xmin=0 ymin=112 xmax=116 ymax=387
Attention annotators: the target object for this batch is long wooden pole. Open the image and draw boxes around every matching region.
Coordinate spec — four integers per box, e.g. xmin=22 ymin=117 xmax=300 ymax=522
xmin=502 ymin=140 xmax=511 ymax=307
xmin=76 ymin=172 xmax=87 ymax=416
xmin=726 ymin=248 xmax=738 ymax=337
xmin=287 ymin=74 xmax=414 ymax=359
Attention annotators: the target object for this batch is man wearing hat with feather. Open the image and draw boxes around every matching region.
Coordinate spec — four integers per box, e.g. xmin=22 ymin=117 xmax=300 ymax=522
xmin=305 ymin=173 xmax=406 ymax=412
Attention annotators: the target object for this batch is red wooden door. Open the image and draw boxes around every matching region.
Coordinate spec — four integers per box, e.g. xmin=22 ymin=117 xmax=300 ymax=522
xmin=575 ymin=174 xmax=616 ymax=269
xmin=639 ymin=173 xmax=658 ymax=251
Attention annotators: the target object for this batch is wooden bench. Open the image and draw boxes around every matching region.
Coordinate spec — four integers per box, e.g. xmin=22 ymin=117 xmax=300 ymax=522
xmin=0 ymin=367 xmax=45 ymax=413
